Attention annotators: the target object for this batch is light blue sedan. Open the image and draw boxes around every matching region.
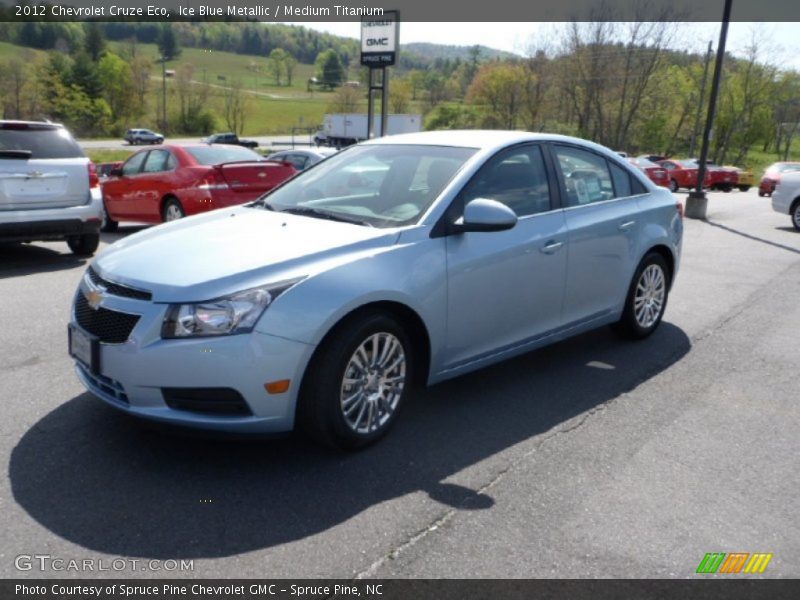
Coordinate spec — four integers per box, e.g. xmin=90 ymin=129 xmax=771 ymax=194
xmin=69 ymin=131 xmax=683 ymax=449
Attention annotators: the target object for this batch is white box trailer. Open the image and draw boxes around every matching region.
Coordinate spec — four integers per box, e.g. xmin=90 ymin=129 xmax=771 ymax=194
xmin=314 ymin=114 xmax=422 ymax=147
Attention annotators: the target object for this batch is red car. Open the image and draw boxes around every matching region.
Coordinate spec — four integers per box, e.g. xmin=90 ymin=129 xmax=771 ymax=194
xmin=758 ymin=161 xmax=800 ymax=197
xmin=629 ymin=156 xmax=669 ymax=187
xmin=688 ymin=159 xmax=738 ymax=192
xmin=101 ymin=144 xmax=297 ymax=231
xmin=658 ymin=159 xmax=712 ymax=192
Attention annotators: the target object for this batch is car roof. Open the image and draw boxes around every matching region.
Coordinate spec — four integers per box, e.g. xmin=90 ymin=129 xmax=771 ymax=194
xmin=363 ymin=130 xmax=615 ymax=155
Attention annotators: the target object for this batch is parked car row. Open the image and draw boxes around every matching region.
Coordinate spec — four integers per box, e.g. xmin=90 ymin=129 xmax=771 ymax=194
xmin=625 ymin=155 xmax=757 ymax=193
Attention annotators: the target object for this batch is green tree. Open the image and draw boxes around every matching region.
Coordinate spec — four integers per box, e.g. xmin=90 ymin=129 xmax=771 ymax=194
xmin=84 ymin=22 xmax=106 ymax=61
xmin=315 ymin=49 xmax=344 ymax=90
xmin=267 ymin=48 xmax=289 ymax=86
xmin=97 ymin=53 xmax=135 ymax=120
xmin=157 ymin=24 xmax=181 ymax=60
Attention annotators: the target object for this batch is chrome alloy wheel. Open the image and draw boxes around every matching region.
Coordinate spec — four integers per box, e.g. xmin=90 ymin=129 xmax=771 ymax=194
xmin=340 ymin=332 xmax=406 ymax=435
xmin=634 ymin=264 xmax=666 ymax=328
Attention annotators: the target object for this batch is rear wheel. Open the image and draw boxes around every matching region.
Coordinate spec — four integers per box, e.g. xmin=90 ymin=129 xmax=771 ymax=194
xmin=67 ymin=233 xmax=100 ymax=257
xmin=791 ymin=201 xmax=800 ymax=232
xmin=298 ymin=312 xmax=413 ymax=450
xmin=738 ymin=185 xmax=751 ymax=192
xmin=613 ymin=253 xmax=670 ymax=340
xmin=669 ymin=179 xmax=679 ymax=193
xmin=162 ymin=198 xmax=185 ymax=222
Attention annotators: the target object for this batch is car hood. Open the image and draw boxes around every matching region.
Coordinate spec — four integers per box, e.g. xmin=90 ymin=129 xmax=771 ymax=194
xmin=93 ymin=206 xmax=399 ymax=302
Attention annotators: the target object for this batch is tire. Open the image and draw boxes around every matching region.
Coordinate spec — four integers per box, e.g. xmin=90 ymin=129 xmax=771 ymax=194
xmin=758 ymin=190 xmax=765 ymax=197
xmin=613 ymin=252 xmax=670 ymax=340
xmin=669 ymin=178 xmax=679 ymax=193
xmin=738 ymin=186 xmax=751 ymax=192
xmin=67 ymin=233 xmax=100 ymax=257
xmin=721 ymin=184 xmax=732 ymax=193
xmin=792 ymin=201 xmax=800 ymax=232
xmin=101 ymin=202 xmax=118 ymax=232
xmin=297 ymin=311 xmax=413 ymax=450
xmin=162 ymin=198 xmax=185 ymax=222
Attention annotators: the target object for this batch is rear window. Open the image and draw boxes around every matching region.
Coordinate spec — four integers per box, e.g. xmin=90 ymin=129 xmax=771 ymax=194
xmin=0 ymin=124 xmax=84 ymax=159
xmin=186 ymin=145 xmax=261 ymax=165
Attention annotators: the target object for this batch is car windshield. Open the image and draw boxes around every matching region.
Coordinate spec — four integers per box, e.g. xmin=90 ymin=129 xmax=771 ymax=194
xmin=256 ymin=144 xmax=477 ymax=228
xmin=776 ymin=163 xmax=800 ymax=173
xmin=186 ymin=145 xmax=262 ymax=165
xmin=0 ymin=125 xmax=83 ymax=159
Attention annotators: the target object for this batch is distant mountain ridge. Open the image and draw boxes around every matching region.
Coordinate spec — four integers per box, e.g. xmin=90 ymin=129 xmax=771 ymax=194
xmin=402 ymin=42 xmax=521 ymax=63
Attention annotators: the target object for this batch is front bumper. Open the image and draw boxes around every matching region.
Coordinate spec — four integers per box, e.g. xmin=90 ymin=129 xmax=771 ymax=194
xmin=70 ymin=286 xmax=316 ymax=433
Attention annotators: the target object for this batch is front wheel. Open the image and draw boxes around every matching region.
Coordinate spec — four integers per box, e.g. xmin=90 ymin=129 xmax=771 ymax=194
xmin=669 ymin=179 xmax=679 ymax=193
xmin=738 ymin=185 xmax=751 ymax=192
xmin=298 ymin=312 xmax=413 ymax=450
xmin=67 ymin=233 xmax=100 ymax=257
xmin=101 ymin=201 xmax=118 ymax=232
xmin=613 ymin=253 xmax=670 ymax=340
xmin=162 ymin=198 xmax=185 ymax=222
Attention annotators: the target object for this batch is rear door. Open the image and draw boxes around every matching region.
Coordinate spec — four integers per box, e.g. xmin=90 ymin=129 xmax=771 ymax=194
xmin=551 ymin=144 xmax=644 ymax=326
xmin=0 ymin=123 xmax=89 ymax=212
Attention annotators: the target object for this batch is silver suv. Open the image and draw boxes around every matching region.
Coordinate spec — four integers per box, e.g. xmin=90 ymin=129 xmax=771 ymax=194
xmin=0 ymin=120 xmax=102 ymax=256
xmin=124 ymin=129 xmax=164 ymax=145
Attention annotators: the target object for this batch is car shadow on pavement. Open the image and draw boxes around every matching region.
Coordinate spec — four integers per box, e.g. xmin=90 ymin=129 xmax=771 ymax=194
xmin=0 ymin=243 xmax=88 ymax=278
xmin=9 ymin=322 xmax=690 ymax=560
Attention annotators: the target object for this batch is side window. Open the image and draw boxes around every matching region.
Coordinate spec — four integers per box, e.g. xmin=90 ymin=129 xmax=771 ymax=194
xmin=553 ymin=146 xmax=614 ymax=207
xmin=609 ymin=161 xmax=632 ymax=197
xmin=661 ymin=161 xmax=675 ymax=171
xmin=460 ymin=145 xmax=552 ymax=217
xmin=165 ymin=152 xmax=177 ymax=170
xmin=121 ymin=152 xmax=147 ymax=176
xmin=142 ymin=150 xmax=170 ymax=173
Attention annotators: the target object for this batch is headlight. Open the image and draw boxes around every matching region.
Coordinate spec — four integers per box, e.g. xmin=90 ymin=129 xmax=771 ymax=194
xmin=161 ymin=279 xmax=303 ymax=339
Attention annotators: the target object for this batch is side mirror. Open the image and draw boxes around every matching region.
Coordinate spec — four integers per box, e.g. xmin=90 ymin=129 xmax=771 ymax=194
xmin=109 ymin=167 xmax=124 ymax=178
xmin=454 ymin=198 xmax=517 ymax=233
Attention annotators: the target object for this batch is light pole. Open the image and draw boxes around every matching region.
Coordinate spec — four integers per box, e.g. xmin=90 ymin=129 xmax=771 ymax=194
xmin=161 ymin=56 xmax=168 ymax=133
xmin=685 ymin=0 xmax=733 ymax=219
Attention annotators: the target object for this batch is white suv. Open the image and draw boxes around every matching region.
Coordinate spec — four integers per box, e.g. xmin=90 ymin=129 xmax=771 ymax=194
xmin=772 ymin=171 xmax=800 ymax=231
xmin=0 ymin=120 xmax=103 ymax=255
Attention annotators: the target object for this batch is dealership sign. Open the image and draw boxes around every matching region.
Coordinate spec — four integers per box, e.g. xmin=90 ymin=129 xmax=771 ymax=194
xmin=360 ymin=11 xmax=399 ymax=67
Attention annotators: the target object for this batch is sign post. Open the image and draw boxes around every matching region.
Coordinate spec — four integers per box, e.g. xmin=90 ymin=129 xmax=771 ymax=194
xmin=361 ymin=11 xmax=399 ymax=139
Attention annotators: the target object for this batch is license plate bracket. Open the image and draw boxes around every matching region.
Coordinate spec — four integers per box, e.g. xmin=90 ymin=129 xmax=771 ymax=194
xmin=68 ymin=324 xmax=100 ymax=374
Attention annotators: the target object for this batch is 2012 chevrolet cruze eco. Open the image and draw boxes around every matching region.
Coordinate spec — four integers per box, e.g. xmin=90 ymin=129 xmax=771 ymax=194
xmin=69 ymin=131 xmax=683 ymax=449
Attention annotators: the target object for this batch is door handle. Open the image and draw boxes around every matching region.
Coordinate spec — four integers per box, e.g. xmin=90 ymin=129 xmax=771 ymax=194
xmin=541 ymin=240 xmax=564 ymax=254
xmin=618 ymin=220 xmax=636 ymax=231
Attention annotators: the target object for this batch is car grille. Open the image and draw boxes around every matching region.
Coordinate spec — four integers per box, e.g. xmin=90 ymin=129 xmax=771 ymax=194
xmin=74 ymin=293 xmax=140 ymax=344
xmin=87 ymin=267 xmax=152 ymax=301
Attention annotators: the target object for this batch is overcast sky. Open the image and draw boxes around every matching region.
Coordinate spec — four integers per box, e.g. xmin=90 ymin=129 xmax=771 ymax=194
xmin=297 ymin=22 xmax=800 ymax=71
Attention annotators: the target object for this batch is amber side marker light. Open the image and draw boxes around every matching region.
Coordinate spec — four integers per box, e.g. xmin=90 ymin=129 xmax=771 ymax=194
xmin=265 ymin=380 xmax=291 ymax=394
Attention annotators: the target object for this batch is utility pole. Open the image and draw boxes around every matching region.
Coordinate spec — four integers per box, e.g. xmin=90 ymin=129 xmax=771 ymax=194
xmin=161 ymin=56 xmax=168 ymax=133
xmin=685 ymin=0 xmax=733 ymax=220
xmin=689 ymin=41 xmax=713 ymax=158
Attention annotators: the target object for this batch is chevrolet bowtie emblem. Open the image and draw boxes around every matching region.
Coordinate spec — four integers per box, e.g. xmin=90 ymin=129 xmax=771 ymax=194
xmin=84 ymin=279 xmax=107 ymax=310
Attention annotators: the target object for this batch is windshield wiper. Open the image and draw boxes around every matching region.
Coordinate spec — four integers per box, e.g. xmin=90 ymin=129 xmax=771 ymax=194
xmin=280 ymin=206 xmax=373 ymax=227
xmin=250 ymin=197 xmax=277 ymax=210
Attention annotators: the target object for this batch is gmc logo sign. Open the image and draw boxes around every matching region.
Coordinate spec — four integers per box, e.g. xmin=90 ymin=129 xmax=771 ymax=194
xmin=366 ymin=38 xmax=389 ymax=46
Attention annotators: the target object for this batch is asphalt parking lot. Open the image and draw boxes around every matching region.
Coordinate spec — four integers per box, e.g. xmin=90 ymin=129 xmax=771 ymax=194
xmin=1 ymin=188 xmax=798 ymax=579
